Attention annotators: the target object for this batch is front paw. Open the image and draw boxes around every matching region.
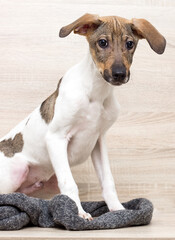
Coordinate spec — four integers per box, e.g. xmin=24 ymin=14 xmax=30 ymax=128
xmin=103 ymin=190 xmax=125 ymax=211
xmin=79 ymin=210 xmax=93 ymax=221
xmin=109 ymin=202 xmax=125 ymax=211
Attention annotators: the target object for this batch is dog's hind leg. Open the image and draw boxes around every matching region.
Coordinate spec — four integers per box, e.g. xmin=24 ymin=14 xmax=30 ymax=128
xmin=0 ymin=154 xmax=29 ymax=194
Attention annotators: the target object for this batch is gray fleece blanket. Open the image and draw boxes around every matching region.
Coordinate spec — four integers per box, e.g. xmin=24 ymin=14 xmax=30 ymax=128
xmin=0 ymin=193 xmax=153 ymax=230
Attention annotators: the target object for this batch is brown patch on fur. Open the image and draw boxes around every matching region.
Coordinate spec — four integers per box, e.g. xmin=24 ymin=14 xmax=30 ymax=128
xmin=40 ymin=78 xmax=62 ymax=124
xmin=0 ymin=133 xmax=24 ymax=157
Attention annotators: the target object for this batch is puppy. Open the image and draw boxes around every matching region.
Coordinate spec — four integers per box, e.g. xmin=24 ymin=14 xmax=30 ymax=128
xmin=0 ymin=14 xmax=166 ymax=219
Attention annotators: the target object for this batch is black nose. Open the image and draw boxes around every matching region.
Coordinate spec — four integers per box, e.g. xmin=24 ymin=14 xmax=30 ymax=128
xmin=112 ymin=64 xmax=126 ymax=82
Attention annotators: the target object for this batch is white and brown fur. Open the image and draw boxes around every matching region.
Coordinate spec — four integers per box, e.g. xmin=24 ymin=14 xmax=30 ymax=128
xmin=0 ymin=14 xmax=166 ymax=219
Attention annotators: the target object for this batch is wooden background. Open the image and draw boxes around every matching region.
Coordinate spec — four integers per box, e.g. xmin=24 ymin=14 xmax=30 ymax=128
xmin=0 ymin=0 xmax=174 ymax=239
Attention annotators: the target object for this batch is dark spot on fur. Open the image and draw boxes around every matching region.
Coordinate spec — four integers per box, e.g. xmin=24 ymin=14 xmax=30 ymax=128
xmin=0 ymin=133 xmax=24 ymax=157
xmin=25 ymin=118 xmax=30 ymax=126
xmin=40 ymin=78 xmax=62 ymax=124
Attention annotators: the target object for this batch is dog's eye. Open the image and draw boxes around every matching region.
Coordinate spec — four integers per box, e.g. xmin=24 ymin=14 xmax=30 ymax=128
xmin=126 ymin=41 xmax=134 ymax=50
xmin=98 ymin=39 xmax=108 ymax=48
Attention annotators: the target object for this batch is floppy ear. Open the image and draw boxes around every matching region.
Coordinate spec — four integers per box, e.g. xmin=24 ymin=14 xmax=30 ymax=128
xmin=131 ymin=18 xmax=166 ymax=54
xmin=59 ymin=13 xmax=102 ymax=38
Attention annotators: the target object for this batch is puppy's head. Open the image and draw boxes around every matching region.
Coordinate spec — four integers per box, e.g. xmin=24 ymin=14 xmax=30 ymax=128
xmin=59 ymin=13 xmax=166 ymax=86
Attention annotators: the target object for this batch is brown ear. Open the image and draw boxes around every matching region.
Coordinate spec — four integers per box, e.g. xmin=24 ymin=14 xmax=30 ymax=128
xmin=59 ymin=13 xmax=102 ymax=38
xmin=131 ymin=18 xmax=166 ymax=54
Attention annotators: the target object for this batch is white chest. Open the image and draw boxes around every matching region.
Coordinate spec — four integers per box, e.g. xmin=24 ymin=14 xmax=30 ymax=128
xmin=67 ymin=100 xmax=116 ymax=166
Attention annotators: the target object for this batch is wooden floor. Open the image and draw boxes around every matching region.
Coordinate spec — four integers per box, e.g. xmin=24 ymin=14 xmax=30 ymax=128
xmin=0 ymin=0 xmax=175 ymax=239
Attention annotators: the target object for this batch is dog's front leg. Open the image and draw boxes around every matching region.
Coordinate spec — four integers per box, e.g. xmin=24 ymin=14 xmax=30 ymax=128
xmin=46 ymin=132 xmax=92 ymax=220
xmin=91 ymin=135 xmax=124 ymax=211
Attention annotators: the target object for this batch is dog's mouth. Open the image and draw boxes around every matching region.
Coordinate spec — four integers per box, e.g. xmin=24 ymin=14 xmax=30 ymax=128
xmin=105 ymin=78 xmax=128 ymax=86
xmin=102 ymin=70 xmax=130 ymax=86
